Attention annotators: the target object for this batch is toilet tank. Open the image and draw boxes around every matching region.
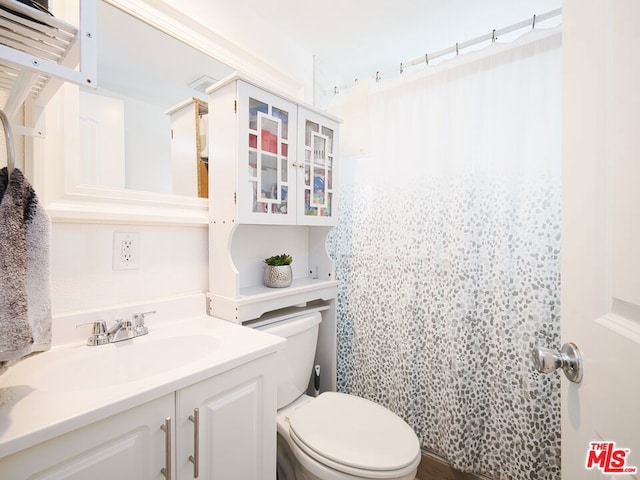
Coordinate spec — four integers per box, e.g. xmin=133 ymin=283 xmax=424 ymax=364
xmin=255 ymin=312 xmax=321 ymax=409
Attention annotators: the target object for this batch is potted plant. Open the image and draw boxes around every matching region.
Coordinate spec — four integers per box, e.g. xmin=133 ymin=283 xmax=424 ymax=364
xmin=263 ymin=253 xmax=293 ymax=288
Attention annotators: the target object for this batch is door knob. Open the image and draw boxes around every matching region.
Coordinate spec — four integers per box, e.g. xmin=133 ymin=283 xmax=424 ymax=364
xmin=532 ymin=342 xmax=583 ymax=383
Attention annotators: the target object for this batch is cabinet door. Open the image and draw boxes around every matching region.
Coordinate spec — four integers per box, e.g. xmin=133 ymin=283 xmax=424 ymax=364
xmin=0 ymin=394 xmax=175 ymax=480
xmin=237 ymin=81 xmax=298 ymax=225
xmin=297 ymin=108 xmax=339 ymax=225
xmin=176 ymin=357 xmax=277 ymax=480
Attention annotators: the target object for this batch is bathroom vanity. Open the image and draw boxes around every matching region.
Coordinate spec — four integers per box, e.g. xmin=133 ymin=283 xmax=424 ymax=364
xmin=0 ymin=294 xmax=284 ymax=479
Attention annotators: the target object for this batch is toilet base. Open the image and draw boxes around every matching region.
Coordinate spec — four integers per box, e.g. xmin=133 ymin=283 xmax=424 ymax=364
xmin=276 ymin=432 xmax=295 ymax=480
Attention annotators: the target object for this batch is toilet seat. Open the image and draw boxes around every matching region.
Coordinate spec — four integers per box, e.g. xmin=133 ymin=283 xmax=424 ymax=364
xmin=288 ymin=392 xmax=420 ymax=478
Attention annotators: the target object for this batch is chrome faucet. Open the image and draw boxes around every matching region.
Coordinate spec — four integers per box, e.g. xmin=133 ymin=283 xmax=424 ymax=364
xmin=78 ymin=311 xmax=156 ymax=346
xmin=107 ymin=318 xmax=135 ymax=342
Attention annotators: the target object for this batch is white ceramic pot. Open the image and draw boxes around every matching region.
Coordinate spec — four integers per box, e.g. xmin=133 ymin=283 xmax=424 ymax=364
xmin=264 ymin=265 xmax=293 ymax=288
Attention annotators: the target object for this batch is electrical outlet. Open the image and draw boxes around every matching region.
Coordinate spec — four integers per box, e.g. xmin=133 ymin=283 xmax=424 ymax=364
xmin=113 ymin=232 xmax=140 ymax=270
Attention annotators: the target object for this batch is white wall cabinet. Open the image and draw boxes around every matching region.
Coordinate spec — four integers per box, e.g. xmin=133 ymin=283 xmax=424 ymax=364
xmin=208 ymin=74 xmax=340 ymax=227
xmin=207 ymin=75 xmax=341 ymax=313
xmin=206 ymin=73 xmax=340 ymax=394
xmin=0 ymin=357 xmax=277 ymax=480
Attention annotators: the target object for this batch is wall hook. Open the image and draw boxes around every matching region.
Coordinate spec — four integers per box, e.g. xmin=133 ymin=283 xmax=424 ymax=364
xmin=376 ymin=71 xmax=381 ymax=82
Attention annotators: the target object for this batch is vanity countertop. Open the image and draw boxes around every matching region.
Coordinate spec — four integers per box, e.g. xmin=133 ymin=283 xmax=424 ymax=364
xmin=0 ymin=313 xmax=285 ymax=458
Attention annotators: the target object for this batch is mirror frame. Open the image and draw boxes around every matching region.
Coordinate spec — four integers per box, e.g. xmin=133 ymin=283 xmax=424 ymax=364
xmin=34 ymin=0 xmax=305 ymax=225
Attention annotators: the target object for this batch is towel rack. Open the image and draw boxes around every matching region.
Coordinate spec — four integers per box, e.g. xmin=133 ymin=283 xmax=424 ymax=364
xmin=0 ymin=108 xmax=15 ymax=178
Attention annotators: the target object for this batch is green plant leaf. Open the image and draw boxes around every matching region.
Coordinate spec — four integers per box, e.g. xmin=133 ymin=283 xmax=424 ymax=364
xmin=264 ymin=253 xmax=293 ymax=266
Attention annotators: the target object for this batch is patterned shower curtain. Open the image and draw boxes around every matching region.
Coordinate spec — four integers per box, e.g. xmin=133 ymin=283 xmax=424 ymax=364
xmin=328 ymin=28 xmax=562 ymax=480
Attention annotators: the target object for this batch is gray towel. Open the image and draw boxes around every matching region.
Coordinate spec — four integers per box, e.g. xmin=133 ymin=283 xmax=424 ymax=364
xmin=0 ymin=167 xmax=51 ymax=365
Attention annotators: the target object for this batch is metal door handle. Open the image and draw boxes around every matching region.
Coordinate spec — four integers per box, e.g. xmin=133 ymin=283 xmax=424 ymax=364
xmin=532 ymin=342 xmax=583 ymax=383
xmin=161 ymin=417 xmax=172 ymax=479
xmin=188 ymin=408 xmax=200 ymax=478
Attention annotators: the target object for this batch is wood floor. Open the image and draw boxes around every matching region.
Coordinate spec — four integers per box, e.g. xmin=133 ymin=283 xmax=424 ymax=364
xmin=415 ymin=451 xmax=490 ymax=480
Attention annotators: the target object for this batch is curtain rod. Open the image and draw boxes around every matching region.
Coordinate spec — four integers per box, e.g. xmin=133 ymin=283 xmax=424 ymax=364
xmin=330 ymin=7 xmax=562 ymax=95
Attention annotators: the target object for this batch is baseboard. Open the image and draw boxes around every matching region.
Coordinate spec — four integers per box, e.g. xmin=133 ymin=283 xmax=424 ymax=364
xmin=415 ymin=450 xmax=492 ymax=480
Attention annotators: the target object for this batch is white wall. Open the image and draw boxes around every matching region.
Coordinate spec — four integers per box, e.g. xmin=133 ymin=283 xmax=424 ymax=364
xmin=50 ymin=223 xmax=208 ymax=314
xmin=121 ymin=95 xmax=172 ymax=194
xmin=161 ymin=0 xmax=313 ymax=100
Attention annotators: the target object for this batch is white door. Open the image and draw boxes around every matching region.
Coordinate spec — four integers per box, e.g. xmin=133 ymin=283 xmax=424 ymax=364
xmin=560 ymin=0 xmax=640 ymax=478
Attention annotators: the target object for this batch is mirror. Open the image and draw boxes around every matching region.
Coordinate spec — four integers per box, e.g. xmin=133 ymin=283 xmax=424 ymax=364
xmin=79 ymin=0 xmax=233 ymax=197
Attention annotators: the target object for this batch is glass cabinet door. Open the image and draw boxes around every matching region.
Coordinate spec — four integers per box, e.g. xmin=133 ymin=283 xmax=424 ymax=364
xmin=298 ymin=109 xmax=338 ymax=225
xmin=238 ymin=81 xmax=297 ymax=224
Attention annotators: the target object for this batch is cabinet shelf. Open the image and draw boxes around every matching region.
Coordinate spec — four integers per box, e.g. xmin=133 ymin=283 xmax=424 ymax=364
xmin=208 ymin=278 xmax=339 ymax=324
xmin=0 ymin=0 xmax=96 ymax=128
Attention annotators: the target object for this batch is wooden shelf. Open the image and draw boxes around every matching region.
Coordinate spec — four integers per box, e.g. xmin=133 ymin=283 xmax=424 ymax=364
xmin=208 ymin=278 xmax=339 ymax=324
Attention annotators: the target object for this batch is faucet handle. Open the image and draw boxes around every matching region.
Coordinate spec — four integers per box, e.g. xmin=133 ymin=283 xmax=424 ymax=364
xmin=76 ymin=321 xmax=109 ymax=346
xmin=132 ymin=310 xmax=156 ymax=324
xmin=132 ymin=310 xmax=156 ymax=336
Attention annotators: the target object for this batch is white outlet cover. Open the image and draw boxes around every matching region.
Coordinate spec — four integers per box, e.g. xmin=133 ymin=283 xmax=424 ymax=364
xmin=113 ymin=232 xmax=140 ymax=270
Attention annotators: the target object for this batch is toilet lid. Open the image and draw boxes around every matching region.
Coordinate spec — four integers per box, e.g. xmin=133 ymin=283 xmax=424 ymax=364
xmin=288 ymin=392 xmax=420 ymax=473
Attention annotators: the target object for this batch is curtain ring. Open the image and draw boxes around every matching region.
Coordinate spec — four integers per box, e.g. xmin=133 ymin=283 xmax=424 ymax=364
xmin=376 ymin=71 xmax=381 ymax=82
xmin=400 ymin=62 xmax=404 ymax=74
xmin=425 ymin=53 xmax=429 ymax=65
xmin=333 ymin=86 xmax=339 ymax=95
xmin=532 ymin=14 xmax=536 ymax=29
xmin=492 ymin=29 xmax=496 ymax=43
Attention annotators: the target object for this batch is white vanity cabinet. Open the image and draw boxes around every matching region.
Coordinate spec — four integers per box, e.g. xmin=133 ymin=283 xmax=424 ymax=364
xmin=208 ymin=74 xmax=340 ymax=227
xmin=0 ymin=394 xmax=174 ymax=480
xmin=0 ymin=356 xmax=277 ymax=480
xmin=176 ymin=358 xmax=276 ymax=479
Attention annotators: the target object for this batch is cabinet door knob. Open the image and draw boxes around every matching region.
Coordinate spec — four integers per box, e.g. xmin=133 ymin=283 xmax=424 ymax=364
xmin=160 ymin=417 xmax=172 ymax=479
xmin=188 ymin=408 xmax=200 ymax=478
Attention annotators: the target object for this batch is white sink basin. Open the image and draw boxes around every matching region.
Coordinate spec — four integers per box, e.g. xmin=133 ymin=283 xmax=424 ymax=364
xmin=29 ymin=334 xmax=219 ymax=391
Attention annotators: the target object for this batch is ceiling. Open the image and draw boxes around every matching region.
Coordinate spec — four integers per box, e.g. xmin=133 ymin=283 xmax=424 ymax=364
xmin=93 ymin=0 xmax=563 ymax=109
xmin=174 ymin=0 xmax=563 ymax=90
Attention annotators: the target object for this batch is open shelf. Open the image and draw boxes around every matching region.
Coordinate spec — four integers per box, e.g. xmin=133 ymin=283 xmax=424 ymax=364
xmin=0 ymin=0 xmax=96 ymax=130
xmin=208 ymin=278 xmax=339 ymax=324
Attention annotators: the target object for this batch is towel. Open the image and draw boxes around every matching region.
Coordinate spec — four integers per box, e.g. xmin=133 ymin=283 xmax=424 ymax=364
xmin=0 ymin=167 xmax=51 ymax=366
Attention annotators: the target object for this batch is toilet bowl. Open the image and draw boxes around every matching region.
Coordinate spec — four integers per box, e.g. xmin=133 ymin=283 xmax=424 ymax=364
xmin=255 ymin=311 xmax=421 ymax=480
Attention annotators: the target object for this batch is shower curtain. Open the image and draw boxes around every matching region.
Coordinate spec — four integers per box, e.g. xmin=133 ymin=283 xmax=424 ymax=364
xmin=328 ymin=28 xmax=562 ymax=480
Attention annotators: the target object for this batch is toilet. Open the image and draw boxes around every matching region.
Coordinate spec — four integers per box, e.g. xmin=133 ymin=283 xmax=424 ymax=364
xmin=255 ymin=311 xmax=421 ymax=480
